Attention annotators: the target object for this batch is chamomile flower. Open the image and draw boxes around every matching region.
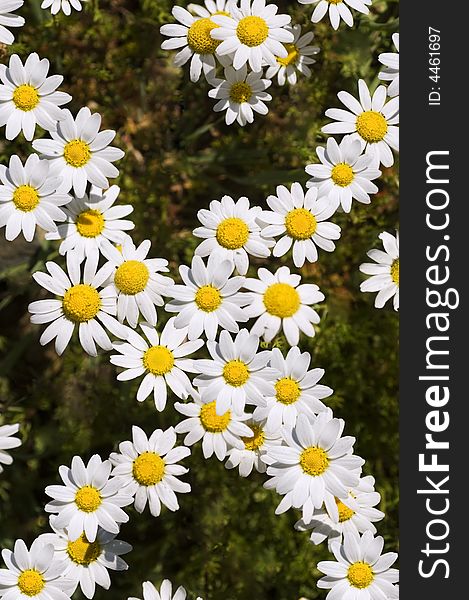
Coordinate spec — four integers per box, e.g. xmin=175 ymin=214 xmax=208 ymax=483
xmin=0 ymin=423 xmax=21 ymax=474
xmin=193 ymin=328 xmax=276 ymax=415
xmin=0 ymin=153 xmax=70 ymax=242
xmin=211 ymin=0 xmax=294 ymax=72
xmin=252 ymin=346 xmax=332 ymax=431
xmin=129 ymin=580 xmax=195 ymax=600
xmin=295 ymin=475 xmax=385 ymax=549
xmin=299 ymin=0 xmax=371 ymax=31
xmin=110 ymin=319 xmax=203 ymax=410
xmin=0 ymin=538 xmax=74 ymax=600
xmin=39 ymin=518 xmax=132 ymax=600
xmin=317 ymin=530 xmax=399 ymax=600
xmin=305 ymin=137 xmax=381 ymax=213
xmin=28 ymin=252 xmax=126 ymax=357
xmin=193 ymin=194 xmax=272 ymax=274
xmin=46 ymin=185 xmax=134 ymax=263
xmin=244 ymin=266 xmax=324 ymax=346
xmin=110 ymin=426 xmax=191 ymax=517
xmin=379 ymin=33 xmax=399 ymax=98
xmin=44 ymin=454 xmax=133 ymax=543
xmin=32 ymin=107 xmax=125 ymax=197
xmin=322 ymin=79 xmax=399 ymax=168
xmin=264 ymin=412 xmax=364 ymax=524
xmin=188 ymin=0 xmax=235 ymax=18
xmin=0 ymin=53 xmax=71 ymax=141
xmin=359 ymin=231 xmax=399 ymax=310
xmin=41 ymin=0 xmax=85 ymax=16
xmin=103 ymin=238 xmax=173 ymax=328
xmin=0 ymin=0 xmax=25 ymax=46
xmin=165 ymin=254 xmax=249 ymax=341
xmin=209 ymin=65 xmax=272 ymax=126
xmin=259 ymin=183 xmax=340 ymax=268
xmin=174 ymin=392 xmax=253 ymax=461
xmin=265 ymin=25 xmax=319 ymax=86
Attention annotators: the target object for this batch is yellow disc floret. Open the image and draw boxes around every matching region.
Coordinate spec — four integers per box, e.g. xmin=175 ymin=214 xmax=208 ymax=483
xmin=242 ymin=423 xmax=265 ymax=451
xmin=331 ymin=163 xmax=355 ymax=187
xmin=329 ymin=0 xmax=343 ymax=4
xmin=216 ymin=217 xmax=249 ymax=249
xmin=114 ymin=260 xmax=149 ymax=295
xmin=263 ymin=283 xmax=300 ymax=318
xmin=300 ymin=446 xmax=329 ymax=476
xmin=223 ymin=359 xmax=249 ymax=386
xmin=13 ymin=84 xmax=39 ymax=111
xmin=62 ymin=284 xmax=101 ymax=323
xmin=347 ymin=562 xmax=374 ymax=589
xmin=17 ymin=570 xmax=45 ymax=597
xmin=285 ymin=208 xmax=317 ymax=240
xmin=277 ymin=43 xmax=299 ymax=67
xmin=76 ymin=209 xmax=105 ymax=238
xmin=200 ymin=401 xmax=231 ymax=432
xmin=195 ymin=285 xmax=222 ymax=312
xmin=356 ymin=111 xmax=388 ymax=143
xmin=132 ymin=451 xmax=165 ymax=486
xmin=12 ymin=185 xmax=40 ymax=212
xmin=75 ymin=485 xmax=102 ymax=512
xmin=67 ymin=534 xmax=101 ymax=565
xmin=64 ymin=139 xmax=91 ymax=168
xmin=187 ymin=18 xmax=220 ymax=54
xmin=143 ymin=345 xmax=174 ymax=375
xmin=229 ymin=81 xmax=252 ymax=104
xmin=236 ymin=16 xmax=269 ymax=47
xmin=391 ymin=258 xmax=399 ymax=285
xmin=275 ymin=377 xmax=301 ymax=404
xmin=335 ymin=497 xmax=355 ymax=522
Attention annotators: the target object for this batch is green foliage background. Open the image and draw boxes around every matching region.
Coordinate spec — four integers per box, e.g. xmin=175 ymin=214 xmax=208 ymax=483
xmin=0 ymin=1 xmax=399 ymax=598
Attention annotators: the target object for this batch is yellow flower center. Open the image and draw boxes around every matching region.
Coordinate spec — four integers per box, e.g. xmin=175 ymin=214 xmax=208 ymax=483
xmin=114 ymin=260 xmax=149 ymax=295
xmin=17 ymin=570 xmax=45 ymax=597
xmin=277 ymin=43 xmax=299 ymax=67
xmin=331 ymin=163 xmax=355 ymax=187
xmin=195 ymin=285 xmax=222 ymax=312
xmin=284 ymin=208 xmax=317 ymax=240
xmin=223 ymin=359 xmax=250 ymax=386
xmin=236 ymin=15 xmax=269 ymax=47
xmin=263 ymin=283 xmax=300 ymax=318
xmin=216 ymin=217 xmax=249 ymax=249
xmin=143 ymin=345 xmax=174 ymax=375
xmin=200 ymin=401 xmax=231 ymax=432
xmin=214 ymin=10 xmax=230 ymax=15
xmin=75 ymin=485 xmax=102 ymax=512
xmin=76 ymin=209 xmax=105 ymax=238
xmin=329 ymin=0 xmax=343 ymax=4
xmin=132 ymin=451 xmax=165 ymax=486
xmin=299 ymin=446 xmax=329 ymax=476
xmin=391 ymin=258 xmax=399 ymax=285
xmin=62 ymin=284 xmax=101 ymax=323
xmin=229 ymin=81 xmax=252 ymax=104
xmin=275 ymin=377 xmax=301 ymax=404
xmin=356 ymin=111 xmax=388 ymax=143
xmin=187 ymin=17 xmax=220 ymax=54
xmin=336 ymin=497 xmax=355 ymax=522
xmin=64 ymin=139 xmax=91 ymax=168
xmin=12 ymin=84 xmax=39 ymax=111
xmin=12 ymin=185 xmax=40 ymax=212
xmin=347 ymin=562 xmax=374 ymax=589
xmin=67 ymin=533 xmax=101 ymax=565
xmin=242 ymin=423 xmax=265 ymax=451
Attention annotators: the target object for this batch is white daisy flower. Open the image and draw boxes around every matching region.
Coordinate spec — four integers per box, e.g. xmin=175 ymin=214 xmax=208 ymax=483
xmin=129 ymin=580 xmax=199 ymax=600
xmin=264 ymin=412 xmax=364 ymax=524
xmin=103 ymin=237 xmax=173 ymax=328
xmin=46 ymin=185 xmax=134 ymax=263
xmin=0 ymin=153 xmax=70 ymax=243
xmin=379 ymin=33 xmax=399 ymax=98
xmin=0 ymin=0 xmax=25 ymax=46
xmin=110 ymin=318 xmax=203 ymax=411
xmin=322 ymin=79 xmax=399 ymax=168
xmin=299 ymin=0 xmax=371 ymax=31
xmin=259 ymin=182 xmax=340 ymax=268
xmin=0 ymin=53 xmax=71 ymax=142
xmin=41 ymin=0 xmax=85 ymax=16
xmin=110 ymin=425 xmax=191 ymax=517
xmin=0 ymin=423 xmax=21 ymax=474
xmin=28 ymin=252 xmax=127 ymax=357
xmin=265 ymin=25 xmax=319 ymax=86
xmin=39 ymin=518 xmax=131 ymax=600
xmin=193 ymin=194 xmax=273 ymax=274
xmin=165 ymin=254 xmax=249 ymax=341
xmin=188 ymin=0 xmax=235 ymax=18
xmin=44 ymin=454 xmax=133 ymax=543
xmin=208 ymin=64 xmax=272 ymax=126
xmin=295 ymin=475 xmax=385 ymax=550
xmin=305 ymin=137 xmax=381 ymax=213
xmin=32 ymin=106 xmax=125 ymax=198
xmin=211 ymin=0 xmax=294 ymax=72
xmin=244 ymin=266 xmax=324 ymax=346
xmin=174 ymin=392 xmax=253 ymax=461
xmin=360 ymin=231 xmax=399 ymax=311
xmin=252 ymin=346 xmax=332 ymax=431
xmin=0 ymin=538 xmax=74 ymax=600
xmin=193 ymin=328 xmax=276 ymax=415
xmin=317 ymin=530 xmax=399 ymax=599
